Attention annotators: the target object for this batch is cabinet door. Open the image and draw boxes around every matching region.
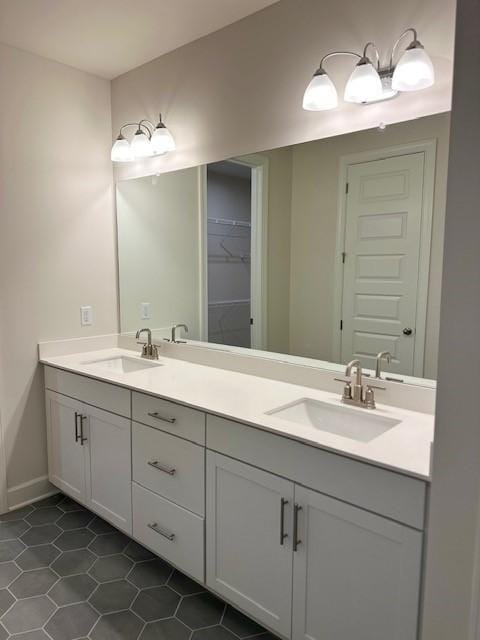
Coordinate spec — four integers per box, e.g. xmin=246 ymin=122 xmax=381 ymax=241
xmin=46 ymin=390 xmax=86 ymax=502
xmin=206 ymin=452 xmax=294 ymax=637
xmin=85 ymin=405 xmax=132 ymax=534
xmin=292 ymin=486 xmax=423 ymax=640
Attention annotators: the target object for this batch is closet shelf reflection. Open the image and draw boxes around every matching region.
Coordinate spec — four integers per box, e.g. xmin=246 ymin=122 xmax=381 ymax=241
xmin=208 ymin=216 xmax=251 ymax=229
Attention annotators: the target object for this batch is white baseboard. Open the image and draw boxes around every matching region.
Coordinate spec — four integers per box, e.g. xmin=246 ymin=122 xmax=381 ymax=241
xmin=7 ymin=475 xmax=59 ymax=511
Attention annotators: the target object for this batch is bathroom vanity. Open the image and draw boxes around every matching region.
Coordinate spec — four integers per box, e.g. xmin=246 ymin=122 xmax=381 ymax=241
xmin=40 ymin=344 xmax=433 ymax=640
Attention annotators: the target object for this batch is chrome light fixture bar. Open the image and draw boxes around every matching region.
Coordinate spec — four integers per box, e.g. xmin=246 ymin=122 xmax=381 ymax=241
xmin=111 ymin=113 xmax=176 ymax=162
xmin=303 ymin=27 xmax=435 ymax=111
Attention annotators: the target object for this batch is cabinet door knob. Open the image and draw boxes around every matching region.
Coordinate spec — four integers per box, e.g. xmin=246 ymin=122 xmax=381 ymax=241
xmin=403 ymin=327 xmax=413 ymax=336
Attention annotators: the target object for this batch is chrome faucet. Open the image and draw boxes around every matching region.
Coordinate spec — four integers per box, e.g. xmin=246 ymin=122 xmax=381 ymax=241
xmin=335 ymin=359 xmax=385 ymax=409
xmin=375 ymin=351 xmax=392 ymax=379
xmin=135 ymin=328 xmax=159 ymax=360
xmin=171 ymin=323 xmax=189 ymax=344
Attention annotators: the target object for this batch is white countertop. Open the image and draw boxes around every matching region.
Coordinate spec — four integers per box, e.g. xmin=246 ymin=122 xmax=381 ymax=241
xmin=40 ymin=347 xmax=434 ymax=481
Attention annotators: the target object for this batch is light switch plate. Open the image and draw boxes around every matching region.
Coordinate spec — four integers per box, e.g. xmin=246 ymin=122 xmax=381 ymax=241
xmin=141 ymin=302 xmax=151 ymax=320
xmin=80 ymin=306 xmax=93 ymax=326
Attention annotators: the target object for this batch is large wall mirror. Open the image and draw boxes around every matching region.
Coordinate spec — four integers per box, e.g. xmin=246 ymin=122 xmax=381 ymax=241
xmin=116 ymin=112 xmax=449 ymax=385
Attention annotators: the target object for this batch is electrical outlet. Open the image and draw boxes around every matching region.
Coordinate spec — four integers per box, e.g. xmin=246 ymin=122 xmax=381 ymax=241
xmin=80 ymin=306 xmax=93 ymax=326
xmin=141 ymin=302 xmax=151 ymax=320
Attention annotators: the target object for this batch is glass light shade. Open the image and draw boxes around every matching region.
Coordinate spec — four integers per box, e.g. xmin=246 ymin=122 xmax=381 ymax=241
xmin=392 ymin=46 xmax=435 ymax=91
xmin=131 ymin=131 xmax=153 ymax=158
xmin=111 ymin=137 xmax=133 ymax=162
xmin=344 ymin=61 xmax=382 ymax=104
xmin=302 ymin=70 xmax=338 ymax=111
xmin=151 ymin=126 xmax=176 ymax=154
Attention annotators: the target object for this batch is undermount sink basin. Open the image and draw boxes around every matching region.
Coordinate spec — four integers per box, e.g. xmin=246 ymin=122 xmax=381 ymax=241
xmin=82 ymin=356 xmax=162 ymax=374
xmin=266 ymin=398 xmax=401 ymax=443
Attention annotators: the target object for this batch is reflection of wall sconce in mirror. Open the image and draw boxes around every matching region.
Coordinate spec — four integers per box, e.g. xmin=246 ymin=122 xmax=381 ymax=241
xmin=303 ymin=27 xmax=435 ymax=111
xmin=111 ymin=113 xmax=175 ymax=162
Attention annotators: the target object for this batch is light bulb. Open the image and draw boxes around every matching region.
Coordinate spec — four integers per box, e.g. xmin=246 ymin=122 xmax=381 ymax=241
xmin=392 ymin=44 xmax=435 ymax=91
xmin=344 ymin=58 xmax=382 ymax=104
xmin=131 ymin=129 xmax=153 ymax=159
xmin=151 ymin=124 xmax=176 ymax=155
xmin=111 ymin=135 xmax=133 ymax=162
xmin=302 ymin=68 xmax=338 ymax=111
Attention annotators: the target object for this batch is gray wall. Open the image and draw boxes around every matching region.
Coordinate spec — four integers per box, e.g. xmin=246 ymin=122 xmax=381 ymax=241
xmin=421 ymin=1 xmax=480 ymax=637
xmin=0 ymin=43 xmax=116 ymax=507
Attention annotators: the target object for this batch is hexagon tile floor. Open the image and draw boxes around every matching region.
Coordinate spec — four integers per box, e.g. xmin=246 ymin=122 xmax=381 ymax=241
xmin=0 ymin=494 xmax=278 ymax=640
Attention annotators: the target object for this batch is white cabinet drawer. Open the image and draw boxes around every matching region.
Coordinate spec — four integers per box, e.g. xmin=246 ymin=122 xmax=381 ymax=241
xmin=132 ymin=482 xmax=204 ymax=583
xmin=133 ymin=422 xmax=204 ymax=515
xmin=207 ymin=415 xmax=426 ymax=530
xmin=44 ymin=366 xmax=130 ymax=418
xmin=132 ymin=392 xmax=205 ymax=445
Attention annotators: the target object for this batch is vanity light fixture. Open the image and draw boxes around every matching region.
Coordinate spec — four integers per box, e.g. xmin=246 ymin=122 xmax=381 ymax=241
xmin=303 ymin=27 xmax=435 ymax=111
xmin=111 ymin=113 xmax=176 ymax=162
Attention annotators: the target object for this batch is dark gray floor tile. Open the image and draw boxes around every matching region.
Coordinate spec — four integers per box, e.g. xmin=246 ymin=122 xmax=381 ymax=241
xmin=0 ymin=561 xmax=21 ymax=587
xmin=45 ymin=602 xmax=98 ymax=640
xmin=192 ymin=627 xmax=238 ymax=640
xmin=140 ymin=618 xmax=190 ymax=640
xmin=222 ymin=606 xmax=265 ymax=638
xmin=177 ymin=593 xmax=225 ymax=629
xmin=127 ymin=559 xmax=172 ymax=588
xmin=16 ymin=543 xmax=60 ymax=570
xmin=89 ymin=533 xmax=130 ymax=556
xmin=21 ymin=524 xmax=61 ymax=546
xmin=0 ymin=520 xmax=29 ymax=540
xmin=0 ymin=623 xmax=7 ymax=640
xmin=0 ymin=506 xmax=33 ymax=522
xmin=25 ymin=507 xmax=62 ymax=526
xmin=132 ymin=586 xmax=180 ymax=622
xmin=0 ymin=589 xmax=14 ymax=616
xmin=0 ymin=539 xmax=25 ymax=562
xmin=88 ymin=517 xmax=116 ymax=535
xmin=57 ymin=511 xmax=93 ymax=531
xmin=34 ymin=495 xmax=64 ymax=509
xmin=55 ymin=529 xmax=95 ymax=551
xmin=124 ymin=541 xmax=155 ymax=562
xmin=49 ymin=573 xmax=97 ymax=605
xmin=168 ymin=570 xmax=205 ymax=596
xmin=2 ymin=596 xmax=56 ymax=634
xmin=90 ymin=610 xmax=143 ymax=640
xmin=89 ymin=580 xmax=137 ymax=614
xmin=89 ymin=555 xmax=133 ymax=582
xmin=11 ymin=630 xmax=51 ymax=640
xmin=51 ymin=549 xmax=96 ymax=576
xmin=58 ymin=497 xmax=86 ymax=513
xmin=9 ymin=567 xmax=58 ymax=598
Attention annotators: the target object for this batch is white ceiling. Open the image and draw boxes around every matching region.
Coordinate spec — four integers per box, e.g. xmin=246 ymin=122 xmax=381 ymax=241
xmin=0 ymin=0 xmax=280 ymax=79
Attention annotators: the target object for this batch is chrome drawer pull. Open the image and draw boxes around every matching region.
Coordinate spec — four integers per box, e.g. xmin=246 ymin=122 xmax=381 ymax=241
xmin=147 ymin=522 xmax=175 ymax=541
xmin=148 ymin=460 xmax=176 ymax=476
xmin=147 ymin=412 xmax=177 ymax=424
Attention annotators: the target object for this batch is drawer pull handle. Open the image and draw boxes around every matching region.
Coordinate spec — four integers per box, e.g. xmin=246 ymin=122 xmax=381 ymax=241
xmin=148 ymin=460 xmax=176 ymax=476
xmin=293 ymin=503 xmax=303 ymax=552
xmin=147 ymin=412 xmax=177 ymax=424
xmin=147 ymin=522 xmax=175 ymax=541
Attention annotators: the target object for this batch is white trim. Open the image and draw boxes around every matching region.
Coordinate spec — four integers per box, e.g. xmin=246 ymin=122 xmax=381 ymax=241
xmin=230 ymin=154 xmax=269 ymax=350
xmin=7 ymin=475 xmax=57 ymax=511
xmin=0 ymin=411 xmax=7 ymax=514
xmin=198 ymin=165 xmax=208 ymax=341
xmin=332 ymin=140 xmax=437 ymax=378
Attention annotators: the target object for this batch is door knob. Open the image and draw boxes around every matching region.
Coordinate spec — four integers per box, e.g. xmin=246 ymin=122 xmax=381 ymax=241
xmin=403 ymin=328 xmax=413 ymax=336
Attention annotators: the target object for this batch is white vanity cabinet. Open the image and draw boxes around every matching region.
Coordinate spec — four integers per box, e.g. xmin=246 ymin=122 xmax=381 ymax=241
xmin=206 ymin=452 xmax=294 ymax=637
xmin=206 ymin=416 xmax=425 ymax=640
xmin=291 ymin=486 xmax=422 ymax=640
xmin=45 ymin=367 xmax=132 ymax=534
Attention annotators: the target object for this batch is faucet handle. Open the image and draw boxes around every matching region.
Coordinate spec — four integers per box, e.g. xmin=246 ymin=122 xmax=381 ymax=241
xmin=334 ymin=378 xmax=353 ymax=401
xmin=366 ymin=383 xmax=386 ymax=391
xmin=334 ymin=377 xmax=351 ymax=384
